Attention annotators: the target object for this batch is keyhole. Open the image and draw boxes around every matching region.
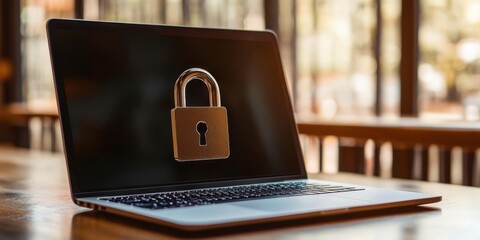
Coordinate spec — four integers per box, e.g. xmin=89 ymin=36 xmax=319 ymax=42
xmin=196 ymin=121 xmax=208 ymax=146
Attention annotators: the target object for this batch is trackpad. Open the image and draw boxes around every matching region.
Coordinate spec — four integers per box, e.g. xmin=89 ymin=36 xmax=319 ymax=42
xmin=233 ymin=195 xmax=368 ymax=214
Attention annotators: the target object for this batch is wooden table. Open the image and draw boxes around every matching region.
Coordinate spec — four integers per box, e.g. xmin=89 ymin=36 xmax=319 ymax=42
xmin=0 ymin=102 xmax=59 ymax=151
xmin=0 ymin=147 xmax=479 ymax=239
xmin=297 ymin=116 xmax=480 ymax=149
xmin=297 ymin=116 xmax=480 ymax=186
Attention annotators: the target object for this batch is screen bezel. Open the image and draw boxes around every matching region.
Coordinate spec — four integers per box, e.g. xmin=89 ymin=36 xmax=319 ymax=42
xmin=47 ymin=18 xmax=307 ymax=198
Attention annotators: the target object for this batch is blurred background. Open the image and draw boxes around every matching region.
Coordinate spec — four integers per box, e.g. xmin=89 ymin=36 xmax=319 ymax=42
xmin=1 ymin=0 xmax=480 ymax=184
xmin=8 ymin=0 xmax=480 ymax=119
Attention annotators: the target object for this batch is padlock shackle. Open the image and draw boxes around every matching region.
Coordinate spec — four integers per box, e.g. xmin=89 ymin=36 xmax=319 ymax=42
xmin=174 ymin=68 xmax=221 ymax=107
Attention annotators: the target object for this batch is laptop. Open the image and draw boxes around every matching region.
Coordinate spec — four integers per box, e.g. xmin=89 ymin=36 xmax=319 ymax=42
xmin=47 ymin=19 xmax=441 ymax=231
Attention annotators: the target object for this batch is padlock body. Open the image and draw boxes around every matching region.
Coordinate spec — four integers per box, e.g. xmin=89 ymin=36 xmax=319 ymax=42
xmin=171 ymin=107 xmax=230 ymax=161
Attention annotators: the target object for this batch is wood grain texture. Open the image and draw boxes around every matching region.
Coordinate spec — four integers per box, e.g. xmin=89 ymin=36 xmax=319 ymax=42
xmin=0 ymin=147 xmax=479 ymax=239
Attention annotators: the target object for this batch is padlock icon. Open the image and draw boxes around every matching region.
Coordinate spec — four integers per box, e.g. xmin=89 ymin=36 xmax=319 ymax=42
xmin=171 ymin=68 xmax=230 ymax=161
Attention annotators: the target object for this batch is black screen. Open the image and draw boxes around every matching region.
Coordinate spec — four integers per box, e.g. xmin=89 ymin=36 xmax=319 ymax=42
xmin=48 ymin=20 xmax=304 ymax=193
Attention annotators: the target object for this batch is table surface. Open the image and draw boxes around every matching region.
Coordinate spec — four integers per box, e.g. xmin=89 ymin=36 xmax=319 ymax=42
xmin=0 ymin=147 xmax=479 ymax=240
xmin=0 ymin=102 xmax=58 ymax=119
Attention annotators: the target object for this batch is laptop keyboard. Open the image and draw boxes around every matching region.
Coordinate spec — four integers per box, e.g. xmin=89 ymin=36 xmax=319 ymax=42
xmin=99 ymin=182 xmax=364 ymax=210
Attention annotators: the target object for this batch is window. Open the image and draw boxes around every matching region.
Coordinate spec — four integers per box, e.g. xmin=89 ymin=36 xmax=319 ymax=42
xmin=84 ymin=0 xmax=264 ymax=30
xmin=21 ymin=0 xmax=73 ymax=102
xmin=420 ymin=0 xmax=480 ymax=120
xmin=293 ymin=0 xmax=378 ymax=117
xmin=17 ymin=0 xmax=480 ymax=121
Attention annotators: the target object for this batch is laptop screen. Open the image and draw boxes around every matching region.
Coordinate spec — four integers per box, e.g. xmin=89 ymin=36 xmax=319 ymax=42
xmin=48 ymin=20 xmax=304 ymax=193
